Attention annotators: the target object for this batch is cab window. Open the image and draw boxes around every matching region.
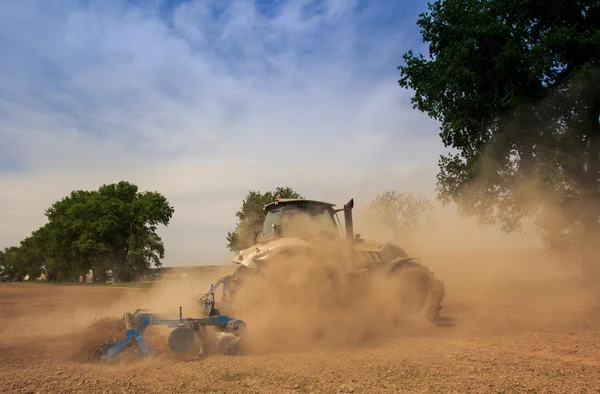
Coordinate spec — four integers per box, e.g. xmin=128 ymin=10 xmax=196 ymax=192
xmin=280 ymin=204 xmax=338 ymax=240
xmin=261 ymin=208 xmax=282 ymax=241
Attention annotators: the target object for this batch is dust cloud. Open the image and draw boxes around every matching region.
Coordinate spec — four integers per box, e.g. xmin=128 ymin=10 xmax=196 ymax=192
xmin=3 ymin=168 xmax=597 ymax=367
xmin=332 ymin=163 xmax=599 ymax=339
xmin=0 ymin=268 xmax=236 ymax=365
xmin=223 ymin=252 xmax=438 ymax=356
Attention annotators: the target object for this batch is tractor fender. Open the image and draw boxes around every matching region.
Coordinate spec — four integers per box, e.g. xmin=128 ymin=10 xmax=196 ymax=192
xmin=385 ymin=256 xmax=422 ymax=273
xmin=378 ymin=241 xmax=409 ymax=261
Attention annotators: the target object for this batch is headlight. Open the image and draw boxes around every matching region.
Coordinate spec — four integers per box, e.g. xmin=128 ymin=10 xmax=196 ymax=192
xmin=232 ymin=253 xmax=244 ymax=264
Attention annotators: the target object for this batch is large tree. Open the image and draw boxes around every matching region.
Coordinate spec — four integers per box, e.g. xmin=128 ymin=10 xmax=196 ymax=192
xmin=1 ymin=181 xmax=174 ymax=283
xmin=44 ymin=181 xmax=175 ymax=282
xmin=398 ymin=0 xmax=600 ymax=274
xmin=226 ymin=186 xmax=303 ymax=252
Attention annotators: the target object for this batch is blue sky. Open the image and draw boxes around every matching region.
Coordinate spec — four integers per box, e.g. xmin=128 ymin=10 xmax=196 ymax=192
xmin=2 ymin=0 xmax=534 ymax=265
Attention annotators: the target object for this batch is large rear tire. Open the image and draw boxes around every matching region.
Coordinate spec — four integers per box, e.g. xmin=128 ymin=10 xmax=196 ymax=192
xmin=386 ymin=258 xmax=445 ymax=323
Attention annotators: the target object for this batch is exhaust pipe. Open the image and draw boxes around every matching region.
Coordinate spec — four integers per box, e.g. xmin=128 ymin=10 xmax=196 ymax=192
xmin=343 ymin=198 xmax=354 ymax=241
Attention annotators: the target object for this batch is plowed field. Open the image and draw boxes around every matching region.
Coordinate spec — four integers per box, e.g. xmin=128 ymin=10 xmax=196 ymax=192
xmin=1 ymin=253 xmax=599 ymax=393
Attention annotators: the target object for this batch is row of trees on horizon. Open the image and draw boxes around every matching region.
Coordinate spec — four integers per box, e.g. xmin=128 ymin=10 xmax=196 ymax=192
xmin=0 ymin=181 xmax=175 ymax=283
xmin=1 ymin=0 xmax=598 ymax=281
xmin=0 ymin=182 xmax=434 ymax=282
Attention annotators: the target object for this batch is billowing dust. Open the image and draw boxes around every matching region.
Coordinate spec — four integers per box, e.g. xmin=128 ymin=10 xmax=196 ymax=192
xmin=0 ymin=268 xmax=232 ymax=364
xmin=2 ymin=156 xmax=600 ymax=389
xmin=1 ymin=206 xmax=600 ymax=392
xmin=2 ymin=205 xmax=597 ymax=368
xmin=0 ymin=255 xmax=440 ymax=365
xmin=224 ymin=253 xmax=437 ymax=355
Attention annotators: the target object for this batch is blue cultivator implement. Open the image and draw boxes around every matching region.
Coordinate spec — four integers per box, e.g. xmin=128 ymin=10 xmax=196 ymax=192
xmin=91 ymin=277 xmax=246 ymax=363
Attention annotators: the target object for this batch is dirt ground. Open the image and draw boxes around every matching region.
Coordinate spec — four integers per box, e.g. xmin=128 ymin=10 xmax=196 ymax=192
xmin=1 ymin=251 xmax=600 ymax=394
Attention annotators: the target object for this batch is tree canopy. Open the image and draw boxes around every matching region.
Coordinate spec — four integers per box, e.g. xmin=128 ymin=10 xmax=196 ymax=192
xmin=398 ymin=0 xmax=600 ymax=262
xmin=226 ymin=186 xmax=303 ymax=252
xmin=1 ymin=181 xmax=174 ymax=282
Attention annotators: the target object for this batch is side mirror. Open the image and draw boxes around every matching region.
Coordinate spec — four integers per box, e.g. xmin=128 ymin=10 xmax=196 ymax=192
xmin=253 ymin=230 xmax=263 ymax=244
xmin=354 ymin=233 xmax=361 ymax=239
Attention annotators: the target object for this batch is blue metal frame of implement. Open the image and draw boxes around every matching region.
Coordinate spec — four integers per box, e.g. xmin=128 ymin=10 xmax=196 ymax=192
xmin=91 ymin=277 xmax=247 ymax=363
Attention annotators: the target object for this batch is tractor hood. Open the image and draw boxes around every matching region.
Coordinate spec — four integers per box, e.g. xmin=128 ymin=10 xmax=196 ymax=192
xmin=232 ymin=236 xmax=408 ymax=267
xmin=353 ymin=238 xmax=385 ymax=252
xmin=231 ymin=237 xmax=313 ymax=268
xmin=352 ymin=237 xmax=387 ymax=263
xmin=353 ymin=237 xmax=410 ymax=263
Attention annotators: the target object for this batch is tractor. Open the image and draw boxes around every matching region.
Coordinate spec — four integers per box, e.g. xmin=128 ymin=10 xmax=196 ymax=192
xmin=207 ymin=197 xmax=445 ymax=324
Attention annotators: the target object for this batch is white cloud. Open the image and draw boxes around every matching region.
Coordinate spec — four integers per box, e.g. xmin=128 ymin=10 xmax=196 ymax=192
xmin=0 ymin=0 xmax=453 ymax=264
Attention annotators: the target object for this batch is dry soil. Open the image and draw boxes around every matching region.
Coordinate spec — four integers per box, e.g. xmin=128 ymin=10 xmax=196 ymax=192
xmin=1 ymin=251 xmax=599 ymax=394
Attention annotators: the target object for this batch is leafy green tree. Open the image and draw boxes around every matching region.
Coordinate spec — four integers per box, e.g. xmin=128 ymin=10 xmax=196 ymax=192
xmin=363 ymin=191 xmax=434 ymax=247
xmin=226 ymin=186 xmax=303 ymax=252
xmin=42 ymin=190 xmax=96 ymax=281
xmin=1 ymin=246 xmax=26 ymax=281
xmin=18 ymin=231 xmax=47 ymax=280
xmin=1 ymin=181 xmax=175 ymax=283
xmin=398 ymin=0 xmax=600 ymax=273
xmin=1 ymin=247 xmax=15 ymax=279
xmin=0 ymin=231 xmax=47 ymax=281
xmin=0 ymin=249 xmax=4 ymax=274
xmin=43 ymin=181 xmax=174 ymax=282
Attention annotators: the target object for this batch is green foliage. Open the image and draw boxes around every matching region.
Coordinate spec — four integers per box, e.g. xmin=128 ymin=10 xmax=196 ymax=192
xmin=398 ymin=0 xmax=600 ymax=254
xmin=1 ymin=247 xmax=26 ymax=281
xmin=226 ymin=186 xmax=303 ymax=252
xmin=1 ymin=181 xmax=174 ymax=283
xmin=363 ymin=191 xmax=434 ymax=247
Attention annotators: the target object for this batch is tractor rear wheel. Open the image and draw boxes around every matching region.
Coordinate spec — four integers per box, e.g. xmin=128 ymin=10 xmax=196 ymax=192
xmin=386 ymin=258 xmax=445 ymax=322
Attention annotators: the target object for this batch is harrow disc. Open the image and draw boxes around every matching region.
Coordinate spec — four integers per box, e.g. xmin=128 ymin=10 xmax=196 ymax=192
xmin=181 ymin=342 xmax=205 ymax=362
xmin=215 ymin=332 xmax=239 ymax=355
xmin=168 ymin=327 xmax=196 ymax=354
xmin=90 ymin=340 xmax=118 ymax=363
xmin=167 ymin=326 xmax=206 ymax=362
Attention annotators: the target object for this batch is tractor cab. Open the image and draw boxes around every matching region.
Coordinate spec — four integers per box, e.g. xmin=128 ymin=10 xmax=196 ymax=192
xmin=254 ymin=197 xmax=357 ymax=245
xmin=231 ymin=196 xmax=364 ymax=268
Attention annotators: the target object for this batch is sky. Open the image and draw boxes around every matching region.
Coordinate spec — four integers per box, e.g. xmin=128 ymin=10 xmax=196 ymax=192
xmin=2 ymin=0 xmax=532 ymax=266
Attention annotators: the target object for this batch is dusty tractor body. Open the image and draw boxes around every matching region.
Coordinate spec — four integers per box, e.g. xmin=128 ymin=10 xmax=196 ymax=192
xmin=213 ymin=197 xmax=445 ymax=323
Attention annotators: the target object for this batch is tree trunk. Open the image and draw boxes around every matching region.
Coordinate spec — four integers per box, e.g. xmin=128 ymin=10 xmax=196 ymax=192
xmin=91 ymin=266 xmax=108 ymax=283
xmin=580 ymin=91 xmax=600 ymax=289
xmin=97 ymin=270 xmax=108 ymax=284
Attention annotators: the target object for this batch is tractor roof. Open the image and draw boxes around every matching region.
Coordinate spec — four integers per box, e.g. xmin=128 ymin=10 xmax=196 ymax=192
xmin=263 ymin=198 xmax=336 ymax=211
